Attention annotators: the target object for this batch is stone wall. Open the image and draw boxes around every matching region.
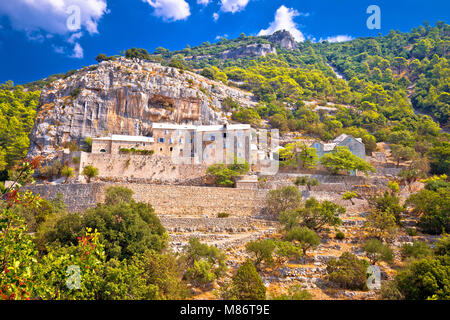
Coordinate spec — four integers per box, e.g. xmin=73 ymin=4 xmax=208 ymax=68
xmin=24 ymin=183 xmax=103 ymax=212
xmin=26 ymin=182 xmax=268 ymax=216
xmin=78 ymin=152 xmax=208 ymax=183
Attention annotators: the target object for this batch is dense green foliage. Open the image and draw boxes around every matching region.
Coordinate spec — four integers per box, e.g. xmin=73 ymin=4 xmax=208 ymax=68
xmin=279 ymin=197 xmax=344 ymax=232
xmin=320 ymin=146 xmax=375 ymax=175
xmin=183 ymin=238 xmax=227 ymax=287
xmin=265 ymin=186 xmax=302 ymax=217
xmin=361 ymin=239 xmax=394 ymax=265
xmin=36 ymin=188 xmax=168 ymax=260
xmin=227 ymin=260 xmax=266 ymax=300
xmin=0 ymin=83 xmax=40 ymax=176
xmin=206 ymin=161 xmax=249 ymax=187
xmin=326 ymin=252 xmax=369 ymax=290
xmin=246 ymin=239 xmax=276 ymax=268
xmin=406 ymin=176 xmax=450 ymax=234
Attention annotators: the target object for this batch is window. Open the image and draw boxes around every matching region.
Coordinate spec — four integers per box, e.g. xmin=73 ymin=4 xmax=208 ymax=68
xmin=99 ymin=149 xmax=106 ymax=153
xmin=170 ymin=147 xmax=173 ymax=152
xmin=164 ymin=130 xmax=168 ymax=135
xmin=158 ymin=138 xmax=165 ymax=143
xmin=211 ymin=135 xmax=215 ymax=141
xmin=160 ymin=148 xmax=163 ymax=151
xmin=223 ymin=133 xmax=227 ymax=138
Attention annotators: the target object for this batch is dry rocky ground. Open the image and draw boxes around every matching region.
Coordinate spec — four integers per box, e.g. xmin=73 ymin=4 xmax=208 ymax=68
xmin=159 ymin=154 xmax=438 ymax=300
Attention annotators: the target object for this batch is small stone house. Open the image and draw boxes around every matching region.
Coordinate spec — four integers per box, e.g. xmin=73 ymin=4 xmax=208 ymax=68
xmin=312 ymin=134 xmax=365 ymax=159
xmin=91 ymin=135 xmax=155 ymax=154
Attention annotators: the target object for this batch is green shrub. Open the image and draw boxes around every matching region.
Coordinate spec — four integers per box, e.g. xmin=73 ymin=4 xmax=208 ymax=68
xmin=82 ymin=165 xmax=99 ymax=183
xmin=228 ymin=260 xmax=266 ymax=300
xmin=395 ymin=256 xmax=450 ymax=300
xmin=185 ymin=260 xmax=216 ymax=287
xmin=36 ymin=200 xmax=168 ymax=260
xmin=265 ymin=186 xmax=302 ymax=218
xmin=246 ymin=239 xmax=276 ymax=268
xmin=104 ymin=186 xmax=134 ymax=206
xmin=284 ymin=226 xmax=320 ymax=255
xmin=362 ymin=239 xmax=394 ymax=265
xmin=272 ymin=285 xmax=312 ymax=300
xmin=406 ymin=228 xmax=418 ymax=236
xmin=184 ymin=238 xmax=227 ymax=285
xmin=400 ymin=241 xmax=433 ymax=260
xmin=273 ymin=240 xmax=303 ymax=262
xmin=434 ymin=234 xmax=450 ymax=256
xmin=217 ymin=212 xmax=229 ymax=218
xmin=335 ymin=231 xmax=345 ymax=240
xmin=326 ymin=252 xmax=369 ymax=290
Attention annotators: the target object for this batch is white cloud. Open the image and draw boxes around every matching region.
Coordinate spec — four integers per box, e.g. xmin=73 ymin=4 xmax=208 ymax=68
xmin=143 ymin=0 xmax=190 ymax=21
xmin=0 ymin=1 xmax=107 ymax=59
xmin=68 ymin=31 xmax=83 ymax=44
xmin=0 ymin=0 xmax=107 ymax=35
xmin=197 ymin=0 xmax=211 ymax=5
xmin=258 ymin=5 xmax=305 ymax=42
xmin=215 ymin=34 xmax=228 ymax=40
xmin=52 ymin=45 xmax=65 ymax=54
xmin=71 ymin=42 xmax=84 ymax=58
xmin=213 ymin=12 xmax=220 ymax=21
xmin=322 ymin=35 xmax=353 ymax=43
xmin=220 ymin=0 xmax=250 ymax=13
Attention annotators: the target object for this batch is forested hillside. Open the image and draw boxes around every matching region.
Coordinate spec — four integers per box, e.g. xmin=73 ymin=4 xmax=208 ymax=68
xmin=0 ymin=81 xmax=40 ymax=178
xmin=138 ymin=22 xmax=449 ymax=174
xmin=1 ymin=22 xmax=449 ymax=180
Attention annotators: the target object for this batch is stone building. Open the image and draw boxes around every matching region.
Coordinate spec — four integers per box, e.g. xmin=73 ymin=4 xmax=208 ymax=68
xmin=92 ymin=123 xmax=253 ymax=165
xmin=312 ymin=134 xmax=365 ymax=159
xmin=91 ymin=135 xmax=155 ymax=154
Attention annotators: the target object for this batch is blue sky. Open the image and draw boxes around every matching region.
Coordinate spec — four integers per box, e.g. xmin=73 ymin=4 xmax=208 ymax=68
xmin=0 ymin=0 xmax=449 ymax=85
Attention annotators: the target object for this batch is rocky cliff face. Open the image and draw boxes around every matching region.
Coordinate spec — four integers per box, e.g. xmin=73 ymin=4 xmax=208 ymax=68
xmin=269 ymin=30 xmax=297 ymax=50
xmin=28 ymin=58 xmax=256 ymax=158
xmin=220 ymin=43 xmax=277 ymax=59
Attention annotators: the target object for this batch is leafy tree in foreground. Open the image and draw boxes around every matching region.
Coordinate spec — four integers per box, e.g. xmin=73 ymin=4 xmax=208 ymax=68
xmin=395 ymin=256 xmax=450 ymax=300
xmin=37 ymin=196 xmax=168 ymax=260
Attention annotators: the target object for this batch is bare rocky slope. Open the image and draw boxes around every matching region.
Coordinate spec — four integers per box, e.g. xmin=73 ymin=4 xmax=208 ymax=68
xmin=28 ymin=58 xmax=256 ymax=158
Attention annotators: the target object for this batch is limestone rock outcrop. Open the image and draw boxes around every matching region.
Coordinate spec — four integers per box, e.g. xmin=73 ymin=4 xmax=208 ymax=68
xmin=28 ymin=58 xmax=256 ymax=157
xmin=268 ymin=30 xmax=298 ymax=50
xmin=220 ymin=43 xmax=277 ymax=59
